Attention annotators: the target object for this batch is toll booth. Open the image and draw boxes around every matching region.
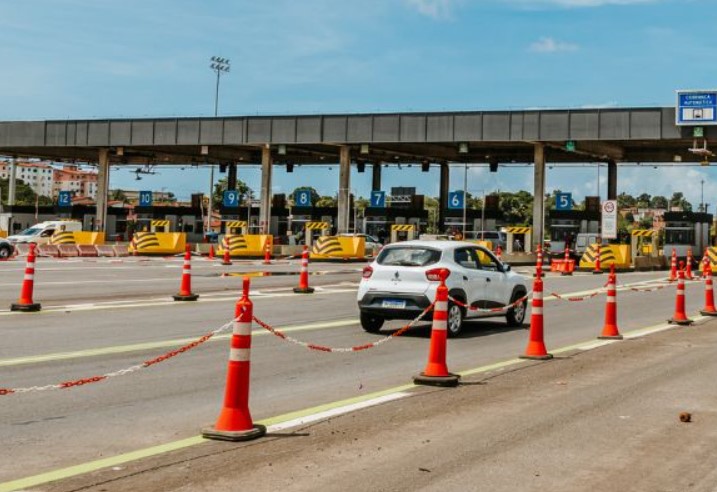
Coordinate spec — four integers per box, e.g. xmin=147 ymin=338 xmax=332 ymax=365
xmin=631 ymin=230 xmax=659 ymax=260
xmin=223 ymin=220 xmax=248 ymax=235
xmin=505 ymin=227 xmax=532 ymax=254
xmin=290 ymin=206 xmax=337 ymax=239
xmin=390 ymin=224 xmax=417 ymax=243
xmin=442 ymin=198 xmax=503 ymax=237
xmin=364 ymin=190 xmax=427 ymax=241
xmin=133 ymin=205 xmax=204 ymax=243
xmin=664 ymin=211 xmax=713 ymax=260
xmin=547 ymin=209 xmax=600 ymax=255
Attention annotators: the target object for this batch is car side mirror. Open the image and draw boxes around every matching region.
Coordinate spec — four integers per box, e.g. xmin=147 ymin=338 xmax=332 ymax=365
xmin=503 ymin=263 xmax=511 ymax=272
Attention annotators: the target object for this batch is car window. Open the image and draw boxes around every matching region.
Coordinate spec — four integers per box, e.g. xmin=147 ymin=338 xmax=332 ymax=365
xmin=377 ymin=247 xmax=441 ymax=267
xmin=454 ymin=248 xmax=480 ymax=269
xmin=473 ymin=247 xmax=501 ymax=271
xmin=40 ymin=229 xmax=54 ymax=237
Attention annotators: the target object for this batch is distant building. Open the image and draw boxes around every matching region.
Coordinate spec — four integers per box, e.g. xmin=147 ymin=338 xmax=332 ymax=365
xmin=52 ymin=165 xmax=98 ymax=199
xmin=0 ymin=161 xmax=54 ymax=197
xmin=0 ymin=160 xmax=98 ymax=199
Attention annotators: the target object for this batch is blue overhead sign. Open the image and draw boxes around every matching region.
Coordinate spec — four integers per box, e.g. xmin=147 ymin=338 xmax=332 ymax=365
xmin=139 ymin=191 xmax=153 ymax=207
xmin=370 ymin=190 xmax=386 ymax=208
xmin=223 ymin=190 xmax=240 ymax=208
xmin=294 ymin=190 xmax=312 ymax=207
xmin=556 ymin=192 xmax=572 ymax=211
xmin=448 ymin=191 xmax=464 ymax=210
xmin=58 ymin=191 xmax=72 ymax=208
xmin=676 ymin=90 xmax=717 ymax=126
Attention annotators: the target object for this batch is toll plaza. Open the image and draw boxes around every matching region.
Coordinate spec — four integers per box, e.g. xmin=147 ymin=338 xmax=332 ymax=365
xmin=363 ymin=187 xmax=427 ymax=242
xmin=630 ymin=229 xmax=662 ymax=270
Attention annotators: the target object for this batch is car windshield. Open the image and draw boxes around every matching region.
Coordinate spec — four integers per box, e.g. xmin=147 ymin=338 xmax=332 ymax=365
xmin=377 ymin=247 xmax=441 ymax=267
xmin=16 ymin=227 xmax=43 ymax=236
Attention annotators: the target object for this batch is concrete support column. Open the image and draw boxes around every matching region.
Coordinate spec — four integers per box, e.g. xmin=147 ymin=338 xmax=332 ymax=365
xmin=8 ymin=157 xmax=17 ymax=205
xmin=532 ymin=143 xmax=546 ymax=252
xmin=607 ymin=160 xmax=617 ymax=201
xmin=337 ymin=146 xmax=351 ymax=234
xmin=96 ymin=148 xmax=110 ymax=232
xmin=438 ymin=163 xmax=450 ymax=232
xmin=259 ymin=146 xmax=273 ymax=234
xmin=372 ymin=162 xmax=382 ymax=191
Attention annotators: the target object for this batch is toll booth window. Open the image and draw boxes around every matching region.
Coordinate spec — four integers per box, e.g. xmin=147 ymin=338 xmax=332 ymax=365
xmin=454 ymin=248 xmax=479 ymax=269
xmin=665 ymin=230 xmax=694 ymax=245
xmin=378 ymin=247 xmax=441 ymax=267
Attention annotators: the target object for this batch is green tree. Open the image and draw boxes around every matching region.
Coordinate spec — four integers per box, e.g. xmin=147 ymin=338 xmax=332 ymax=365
xmin=636 ymin=193 xmax=651 ymax=208
xmin=617 ymin=192 xmax=636 ymax=209
xmin=0 ymin=178 xmax=53 ymax=206
xmin=212 ymin=178 xmax=252 ymax=208
xmin=638 ymin=216 xmax=653 ymax=229
xmin=624 ymin=212 xmax=635 ymax=223
xmin=316 ymin=195 xmax=337 ymax=207
xmin=497 ymin=190 xmax=533 ymax=224
xmin=669 ymin=192 xmax=692 ymax=212
xmin=650 ymin=195 xmax=668 ymax=209
xmin=424 ymin=196 xmax=439 ymax=233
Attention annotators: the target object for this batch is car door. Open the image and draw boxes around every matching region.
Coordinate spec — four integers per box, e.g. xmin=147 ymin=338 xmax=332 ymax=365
xmin=452 ymin=247 xmax=485 ymax=315
xmin=472 ymin=246 xmax=510 ymax=306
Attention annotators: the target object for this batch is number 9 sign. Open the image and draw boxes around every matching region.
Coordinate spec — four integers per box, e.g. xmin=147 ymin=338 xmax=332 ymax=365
xmin=223 ymin=190 xmax=239 ymax=208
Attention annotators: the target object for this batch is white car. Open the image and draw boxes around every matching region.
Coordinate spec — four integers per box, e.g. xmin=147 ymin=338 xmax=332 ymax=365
xmin=357 ymin=240 xmax=529 ymax=336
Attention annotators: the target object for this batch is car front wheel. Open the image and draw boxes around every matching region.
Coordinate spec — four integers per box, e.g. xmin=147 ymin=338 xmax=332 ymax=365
xmin=360 ymin=312 xmax=384 ymax=333
xmin=506 ymin=292 xmax=528 ymax=327
xmin=0 ymin=245 xmax=13 ymax=260
xmin=446 ymin=302 xmax=464 ymax=337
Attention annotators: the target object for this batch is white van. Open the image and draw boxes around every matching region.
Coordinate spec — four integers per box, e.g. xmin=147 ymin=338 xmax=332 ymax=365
xmin=7 ymin=220 xmax=82 ymax=244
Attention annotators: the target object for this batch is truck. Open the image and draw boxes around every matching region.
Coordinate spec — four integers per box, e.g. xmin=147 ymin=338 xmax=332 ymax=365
xmin=6 ymin=220 xmax=83 ymax=245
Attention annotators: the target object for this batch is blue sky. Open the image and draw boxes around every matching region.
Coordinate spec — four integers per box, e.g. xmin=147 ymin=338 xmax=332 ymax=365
xmin=2 ymin=0 xmax=717 ymax=208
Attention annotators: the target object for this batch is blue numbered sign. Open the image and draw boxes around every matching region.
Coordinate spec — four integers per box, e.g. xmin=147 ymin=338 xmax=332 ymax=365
xmin=139 ymin=191 xmax=153 ymax=207
xmin=294 ymin=190 xmax=312 ymax=207
xmin=223 ymin=190 xmax=239 ymax=208
xmin=370 ymin=191 xmax=386 ymax=208
xmin=448 ymin=191 xmax=464 ymax=210
xmin=555 ymin=192 xmax=572 ymax=211
xmin=58 ymin=191 xmax=72 ymax=208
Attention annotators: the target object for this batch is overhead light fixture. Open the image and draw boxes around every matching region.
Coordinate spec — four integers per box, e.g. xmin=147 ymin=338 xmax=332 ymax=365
xmin=458 ymin=143 xmax=469 ymax=154
xmin=673 ymin=155 xmax=683 ymax=162
xmin=201 ymin=145 xmax=209 ymax=155
xmin=278 ymin=144 xmax=287 ymax=155
xmin=116 ymin=147 xmax=124 ymax=156
xmin=360 ymin=144 xmax=369 ymax=154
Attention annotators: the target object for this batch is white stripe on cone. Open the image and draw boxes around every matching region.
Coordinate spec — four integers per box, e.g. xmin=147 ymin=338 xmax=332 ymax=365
xmin=233 ymin=321 xmax=252 ymax=336
xmin=229 ymin=348 xmax=251 ymax=362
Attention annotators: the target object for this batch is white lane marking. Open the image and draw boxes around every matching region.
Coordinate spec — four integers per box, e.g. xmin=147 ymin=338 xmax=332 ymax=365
xmin=267 ymin=392 xmax=410 ymax=433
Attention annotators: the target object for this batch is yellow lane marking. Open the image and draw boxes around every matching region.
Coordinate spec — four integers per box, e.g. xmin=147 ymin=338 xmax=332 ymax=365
xmin=0 ymin=314 xmax=710 ymax=492
xmin=0 ymin=319 xmax=358 ymax=367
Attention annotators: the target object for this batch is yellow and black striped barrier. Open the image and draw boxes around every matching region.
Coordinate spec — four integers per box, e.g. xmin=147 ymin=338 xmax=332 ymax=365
xmin=129 ymin=232 xmax=185 ymax=255
xmin=579 ymin=243 xmax=631 ymax=271
xmin=631 ymin=229 xmax=655 ymax=237
xmin=49 ymin=231 xmax=76 ymax=245
xmin=505 ymin=226 xmax=531 ymax=234
xmin=390 ymin=224 xmax=415 ymax=232
xmin=701 ymin=247 xmax=717 ymax=274
xmin=305 ymin=222 xmax=330 ymax=231
xmin=150 ymin=220 xmax=171 ymax=232
xmin=310 ymin=236 xmax=366 ymax=261
xmin=217 ymin=234 xmax=272 ymax=257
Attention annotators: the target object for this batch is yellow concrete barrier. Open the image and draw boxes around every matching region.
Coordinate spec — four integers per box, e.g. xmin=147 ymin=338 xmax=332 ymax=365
xmin=129 ymin=232 xmax=186 ymax=255
xmin=702 ymin=247 xmax=717 ymax=274
xmin=49 ymin=231 xmax=105 ymax=245
xmin=579 ymin=244 xmax=631 ymax=270
xmin=0 ymin=230 xmax=7 ymax=238
xmin=310 ymin=236 xmax=366 ymax=260
xmin=217 ymin=234 xmax=272 ymax=257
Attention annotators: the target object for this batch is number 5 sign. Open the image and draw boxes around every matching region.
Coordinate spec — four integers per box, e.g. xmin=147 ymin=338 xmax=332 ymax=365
xmin=448 ymin=191 xmax=464 ymax=210
xmin=556 ymin=192 xmax=572 ymax=211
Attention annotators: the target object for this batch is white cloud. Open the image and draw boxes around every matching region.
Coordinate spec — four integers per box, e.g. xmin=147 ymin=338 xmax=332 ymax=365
xmin=529 ymin=37 xmax=579 ymax=53
xmin=404 ymin=0 xmax=458 ymax=19
xmin=509 ymin=0 xmax=658 ymax=7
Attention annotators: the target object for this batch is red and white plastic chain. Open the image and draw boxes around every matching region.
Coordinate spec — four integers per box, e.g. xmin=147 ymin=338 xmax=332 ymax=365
xmin=0 ymin=320 xmax=235 ymax=396
xmin=252 ymin=303 xmax=435 ymax=353
xmin=448 ymin=293 xmax=531 ymax=313
xmin=548 ymin=289 xmax=604 ymax=302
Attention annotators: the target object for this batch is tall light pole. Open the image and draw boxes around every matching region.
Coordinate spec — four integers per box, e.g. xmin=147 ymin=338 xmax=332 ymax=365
xmin=701 ymin=179 xmax=705 ymax=212
xmin=210 ymin=56 xmax=230 ymax=117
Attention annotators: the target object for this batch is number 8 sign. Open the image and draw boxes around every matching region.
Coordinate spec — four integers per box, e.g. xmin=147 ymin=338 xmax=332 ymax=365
xmin=295 ymin=190 xmax=312 ymax=207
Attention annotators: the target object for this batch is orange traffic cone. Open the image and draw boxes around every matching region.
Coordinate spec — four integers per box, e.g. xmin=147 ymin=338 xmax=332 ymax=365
xmin=702 ymin=248 xmax=710 ymax=279
xmin=561 ymin=246 xmax=573 ymax=276
xmin=685 ymin=248 xmax=694 ymax=280
xmin=173 ymin=245 xmax=199 ymax=301
xmin=203 ymin=277 xmax=266 ymax=441
xmin=221 ymin=238 xmax=232 ymax=266
xmin=599 ymin=264 xmax=622 ymax=339
xmin=263 ymin=237 xmax=272 ymax=265
xmin=208 ymin=244 xmax=215 ymax=260
xmin=669 ymin=262 xmax=692 ymax=325
xmin=593 ymin=241 xmax=603 ymax=275
xmin=414 ymin=269 xmax=460 ymax=387
xmin=669 ymin=248 xmax=677 ymax=281
xmin=293 ymin=245 xmax=314 ymax=294
xmin=534 ymin=244 xmax=543 ymax=278
xmin=10 ymin=243 xmax=41 ymax=312
xmin=520 ymin=269 xmax=553 ymax=360
xmin=700 ymin=262 xmax=717 ymax=316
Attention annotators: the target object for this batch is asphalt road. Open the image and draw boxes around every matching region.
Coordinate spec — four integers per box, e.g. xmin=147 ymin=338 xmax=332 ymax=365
xmin=0 ymin=257 xmax=710 ymax=490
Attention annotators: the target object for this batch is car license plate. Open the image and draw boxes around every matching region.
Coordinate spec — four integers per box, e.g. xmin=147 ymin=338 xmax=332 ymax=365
xmin=382 ymin=299 xmax=406 ymax=309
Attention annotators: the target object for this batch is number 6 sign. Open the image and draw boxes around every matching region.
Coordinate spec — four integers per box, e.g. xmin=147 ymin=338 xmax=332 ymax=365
xmin=448 ymin=191 xmax=464 ymax=210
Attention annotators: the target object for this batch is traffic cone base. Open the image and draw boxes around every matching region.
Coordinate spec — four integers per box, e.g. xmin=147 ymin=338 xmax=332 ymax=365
xmin=668 ymin=317 xmax=693 ymax=326
xmin=173 ymin=293 xmax=199 ymax=301
xmin=520 ymin=351 xmax=554 ymax=361
xmin=413 ymin=372 xmax=460 ymax=387
xmin=598 ymin=333 xmax=623 ymax=340
xmin=700 ymin=309 xmax=717 ymax=317
xmin=293 ymin=286 xmax=315 ymax=294
xmin=593 ymin=269 xmax=603 ymax=275
xmin=10 ymin=302 xmax=41 ymax=312
xmin=202 ymin=423 xmax=266 ymax=442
